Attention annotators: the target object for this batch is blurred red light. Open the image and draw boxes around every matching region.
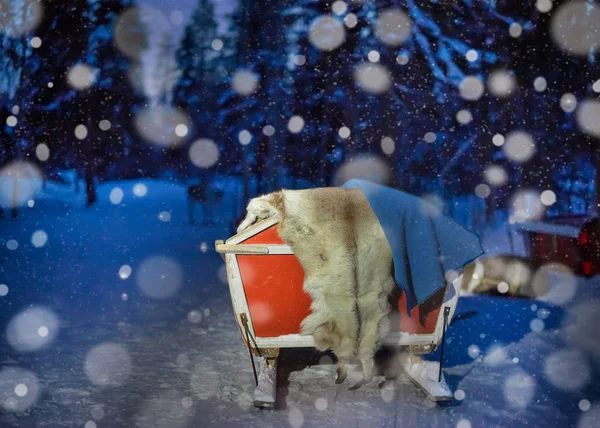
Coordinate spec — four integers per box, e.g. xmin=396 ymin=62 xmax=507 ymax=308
xmin=582 ymin=260 xmax=593 ymax=276
xmin=579 ymin=230 xmax=588 ymax=246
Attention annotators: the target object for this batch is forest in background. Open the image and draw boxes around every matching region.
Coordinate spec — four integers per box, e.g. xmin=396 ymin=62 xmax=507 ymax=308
xmin=0 ymin=0 xmax=598 ymax=222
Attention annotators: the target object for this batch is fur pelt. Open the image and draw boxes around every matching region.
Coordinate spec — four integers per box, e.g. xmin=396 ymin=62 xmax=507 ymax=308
xmin=237 ymin=188 xmax=395 ymax=383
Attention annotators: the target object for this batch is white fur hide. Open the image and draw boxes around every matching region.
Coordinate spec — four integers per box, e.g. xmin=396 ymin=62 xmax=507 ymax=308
xmin=238 ymin=187 xmax=395 ymax=381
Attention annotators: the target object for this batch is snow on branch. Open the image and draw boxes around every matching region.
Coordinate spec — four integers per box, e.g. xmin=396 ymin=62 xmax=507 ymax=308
xmin=403 ymin=0 xmax=527 ymax=88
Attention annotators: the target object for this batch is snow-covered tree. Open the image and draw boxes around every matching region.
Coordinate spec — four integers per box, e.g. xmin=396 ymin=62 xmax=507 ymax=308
xmin=0 ymin=0 xmax=40 ymax=102
xmin=62 ymin=0 xmax=145 ymax=204
xmin=174 ymin=0 xmax=226 ymax=182
xmin=277 ymin=0 xmax=597 ymax=224
xmin=175 ymin=0 xmax=218 ymax=106
xmin=215 ymin=0 xmax=297 ymax=200
xmin=144 ymin=31 xmax=180 ymax=106
xmin=0 ymin=0 xmax=96 ymax=193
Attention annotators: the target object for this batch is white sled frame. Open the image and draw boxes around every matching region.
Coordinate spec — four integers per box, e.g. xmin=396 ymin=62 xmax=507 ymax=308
xmin=215 ymin=216 xmax=462 ymax=407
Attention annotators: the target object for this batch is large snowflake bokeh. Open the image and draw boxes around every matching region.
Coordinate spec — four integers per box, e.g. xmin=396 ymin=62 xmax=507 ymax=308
xmin=0 ymin=0 xmax=600 ymax=427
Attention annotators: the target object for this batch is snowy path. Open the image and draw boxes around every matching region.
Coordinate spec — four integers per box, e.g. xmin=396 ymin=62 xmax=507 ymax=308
xmin=0 ymin=180 xmax=598 ymax=427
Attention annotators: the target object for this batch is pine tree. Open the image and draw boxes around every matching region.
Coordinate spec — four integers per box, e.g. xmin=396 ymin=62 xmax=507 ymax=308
xmin=175 ymin=0 xmax=218 ymax=109
xmin=0 ymin=0 xmax=51 ymax=162
xmin=173 ymin=0 xmax=223 ymax=183
xmin=63 ymin=0 xmax=145 ymax=205
xmin=146 ymin=31 xmax=180 ymax=106
xmin=281 ymin=0 xmax=597 ymax=219
xmin=216 ymin=0 xmax=296 ymax=201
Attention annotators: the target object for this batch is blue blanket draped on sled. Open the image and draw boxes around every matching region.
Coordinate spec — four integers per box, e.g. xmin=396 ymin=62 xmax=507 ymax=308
xmin=341 ymin=179 xmax=484 ymax=311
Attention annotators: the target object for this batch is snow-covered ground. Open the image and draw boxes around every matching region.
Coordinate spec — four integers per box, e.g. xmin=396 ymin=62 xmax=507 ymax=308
xmin=0 ymin=179 xmax=599 ymax=427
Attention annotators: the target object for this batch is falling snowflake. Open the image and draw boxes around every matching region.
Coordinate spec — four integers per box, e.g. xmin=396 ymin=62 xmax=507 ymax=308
xmin=189 ymin=139 xmax=220 ymax=168
xmin=85 ymin=343 xmax=132 ymax=387
xmin=354 ymin=63 xmax=391 ymax=94
xmin=309 ymin=15 xmax=346 ymax=51
xmin=503 ymin=131 xmax=536 ymax=163
xmin=67 ymin=64 xmax=97 ymax=90
xmin=375 ymin=8 xmax=412 ymax=47
xmin=231 ymin=69 xmax=260 ymax=96
xmin=459 ymin=76 xmax=485 ymax=101
xmin=110 ymin=187 xmax=124 ymax=205
xmin=551 ymin=1 xmax=600 ymax=56
xmin=288 ymin=116 xmax=305 ymax=133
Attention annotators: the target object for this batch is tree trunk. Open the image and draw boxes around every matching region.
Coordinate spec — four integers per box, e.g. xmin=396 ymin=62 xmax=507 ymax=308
xmin=242 ymin=145 xmax=250 ymax=204
xmin=594 ymin=145 xmax=600 ymax=215
xmin=75 ymin=170 xmax=81 ymax=194
xmin=11 ymin=179 xmax=18 ymax=219
xmin=85 ymin=168 xmax=97 ymax=206
xmin=316 ymin=130 xmax=329 ymax=186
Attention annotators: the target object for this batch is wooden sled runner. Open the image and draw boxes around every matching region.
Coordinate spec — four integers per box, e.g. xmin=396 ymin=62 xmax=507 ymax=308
xmin=215 ymin=216 xmax=463 ymax=408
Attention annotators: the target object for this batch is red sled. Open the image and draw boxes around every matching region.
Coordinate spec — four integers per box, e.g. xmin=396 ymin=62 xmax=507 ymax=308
xmin=215 ymin=215 xmax=463 ymax=407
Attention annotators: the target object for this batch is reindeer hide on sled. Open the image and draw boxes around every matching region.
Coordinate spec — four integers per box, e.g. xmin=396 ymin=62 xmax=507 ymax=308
xmin=236 ymin=179 xmax=484 ymax=383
